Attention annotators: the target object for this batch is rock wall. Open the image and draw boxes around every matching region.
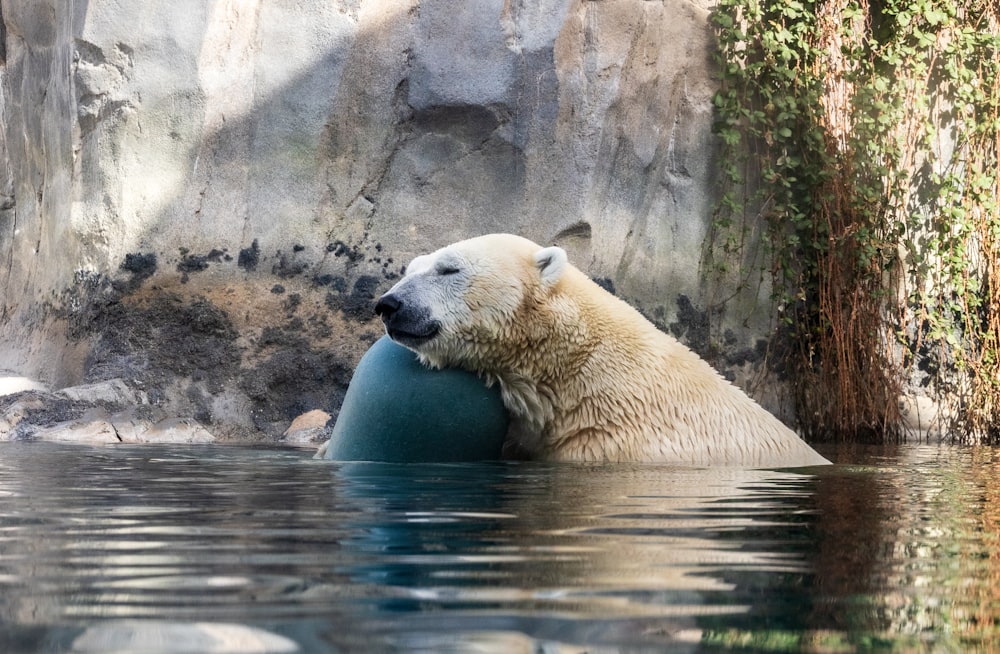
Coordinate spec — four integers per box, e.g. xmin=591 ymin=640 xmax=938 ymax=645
xmin=0 ymin=0 xmax=782 ymax=441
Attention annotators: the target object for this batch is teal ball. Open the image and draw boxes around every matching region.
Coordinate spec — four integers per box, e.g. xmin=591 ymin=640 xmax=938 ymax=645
xmin=324 ymin=336 xmax=508 ymax=462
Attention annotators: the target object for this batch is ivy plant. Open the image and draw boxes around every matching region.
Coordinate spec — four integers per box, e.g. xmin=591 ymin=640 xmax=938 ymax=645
xmin=711 ymin=0 xmax=1000 ymax=441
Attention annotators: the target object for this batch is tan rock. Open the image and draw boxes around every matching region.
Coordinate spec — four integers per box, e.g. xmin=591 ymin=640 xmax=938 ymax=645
xmin=281 ymin=409 xmax=331 ymax=446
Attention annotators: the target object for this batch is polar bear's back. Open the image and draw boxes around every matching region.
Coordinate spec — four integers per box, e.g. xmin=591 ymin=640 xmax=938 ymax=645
xmin=549 ymin=266 xmax=829 ymax=467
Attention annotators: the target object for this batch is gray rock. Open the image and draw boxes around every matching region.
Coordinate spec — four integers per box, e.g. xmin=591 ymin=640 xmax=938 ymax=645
xmin=898 ymin=393 xmax=951 ymax=441
xmin=55 ymin=378 xmax=148 ymax=405
xmin=0 ymin=0 xmax=789 ymax=440
xmin=31 ymin=417 xmax=215 ymax=445
xmin=0 ymin=397 xmax=46 ymax=437
xmin=0 ymin=376 xmax=47 ymax=397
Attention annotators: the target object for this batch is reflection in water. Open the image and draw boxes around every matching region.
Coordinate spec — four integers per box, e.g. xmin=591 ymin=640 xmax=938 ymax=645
xmin=71 ymin=621 xmax=299 ymax=653
xmin=0 ymin=442 xmax=998 ymax=652
xmin=805 ymin=445 xmax=1000 ymax=650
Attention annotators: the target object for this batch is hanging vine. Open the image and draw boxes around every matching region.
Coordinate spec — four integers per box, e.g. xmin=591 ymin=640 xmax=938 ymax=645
xmin=711 ymin=0 xmax=1000 ymax=441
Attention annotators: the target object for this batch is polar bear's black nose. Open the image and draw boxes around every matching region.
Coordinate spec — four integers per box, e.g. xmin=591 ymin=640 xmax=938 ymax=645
xmin=374 ymin=293 xmax=400 ymax=319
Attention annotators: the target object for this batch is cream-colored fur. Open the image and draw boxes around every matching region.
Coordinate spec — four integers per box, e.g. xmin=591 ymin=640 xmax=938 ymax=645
xmin=375 ymin=234 xmax=830 ymax=467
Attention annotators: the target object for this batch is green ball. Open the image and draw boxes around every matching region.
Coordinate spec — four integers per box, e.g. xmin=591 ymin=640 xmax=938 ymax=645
xmin=324 ymin=336 xmax=508 ymax=462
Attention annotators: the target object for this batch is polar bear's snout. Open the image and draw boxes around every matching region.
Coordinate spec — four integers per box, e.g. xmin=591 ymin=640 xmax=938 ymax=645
xmin=375 ymin=291 xmax=441 ymax=348
xmin=373 ymin=293 xmax=401 ymax=319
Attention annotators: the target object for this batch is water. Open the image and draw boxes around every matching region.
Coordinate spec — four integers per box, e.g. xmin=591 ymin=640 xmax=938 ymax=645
xmin=0 ymin=442 xmax=998 ymax=653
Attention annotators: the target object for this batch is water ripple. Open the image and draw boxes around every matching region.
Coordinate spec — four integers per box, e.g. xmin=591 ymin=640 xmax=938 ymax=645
xmin=0 ymin=442 xmax=998 ymax=652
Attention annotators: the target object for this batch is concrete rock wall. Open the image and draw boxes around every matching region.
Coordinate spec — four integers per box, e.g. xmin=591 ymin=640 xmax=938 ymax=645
xmin=0 ymin=0 xmax=782 ymax=441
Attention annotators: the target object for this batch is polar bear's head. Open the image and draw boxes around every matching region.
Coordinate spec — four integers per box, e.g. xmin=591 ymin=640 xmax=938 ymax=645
xmin=374 ymin=234 xmax=568 ymax=370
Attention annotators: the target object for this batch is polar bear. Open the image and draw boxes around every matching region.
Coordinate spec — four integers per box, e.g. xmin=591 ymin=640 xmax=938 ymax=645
xmin=374 ymin=234 xmax=830 ymax=467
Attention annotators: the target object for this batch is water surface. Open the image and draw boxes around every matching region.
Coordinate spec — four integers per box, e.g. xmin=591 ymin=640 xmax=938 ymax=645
xmin=1 ymin=442 xmax=998 ymax=652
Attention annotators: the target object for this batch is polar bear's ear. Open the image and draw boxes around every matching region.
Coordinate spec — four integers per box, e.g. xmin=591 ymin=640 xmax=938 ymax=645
xmin=534 ymin=246 xmax=567 ymax=289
